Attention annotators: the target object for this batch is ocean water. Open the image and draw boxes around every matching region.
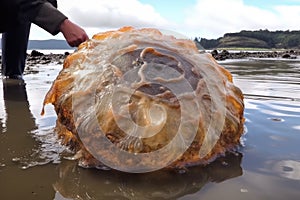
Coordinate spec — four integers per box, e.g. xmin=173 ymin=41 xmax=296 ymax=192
xmin=0 ymin=56 xmax=299 ymax=200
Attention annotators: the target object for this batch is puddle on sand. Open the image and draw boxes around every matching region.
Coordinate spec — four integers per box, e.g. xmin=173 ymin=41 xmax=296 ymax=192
xmin=0 ymin=58 xmax=300 ymax=200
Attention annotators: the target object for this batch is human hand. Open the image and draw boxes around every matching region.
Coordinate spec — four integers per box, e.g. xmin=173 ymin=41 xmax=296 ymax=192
xmin=60 ymin=19 xmax=89 ymax=47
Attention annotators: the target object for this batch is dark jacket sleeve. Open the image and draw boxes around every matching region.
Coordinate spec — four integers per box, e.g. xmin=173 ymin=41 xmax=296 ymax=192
xmin=0 ymin=0 xmax=67 ymax=35
xmin=0 ymin=0 xmax=19 ymax=32
xmin=31 ymin=2 xmax=68 ymax=35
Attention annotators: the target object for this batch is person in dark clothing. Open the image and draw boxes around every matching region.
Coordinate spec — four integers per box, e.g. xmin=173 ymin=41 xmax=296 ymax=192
xmin=0 ymin=0 xmax=89 ymax=80
xmin=1 ymin=20 xmax=31 ymax=79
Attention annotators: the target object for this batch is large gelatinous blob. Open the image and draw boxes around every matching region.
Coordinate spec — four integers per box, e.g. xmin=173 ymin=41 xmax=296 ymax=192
xmin=43 ymin=27 xmax=244 ymax=173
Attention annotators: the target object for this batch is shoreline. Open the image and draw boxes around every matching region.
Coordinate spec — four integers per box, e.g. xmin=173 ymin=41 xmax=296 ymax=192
xmin=207 ymin=49 xmax=300 ymax=61
xmin=1 ymin=49 xmax=299 ymax=73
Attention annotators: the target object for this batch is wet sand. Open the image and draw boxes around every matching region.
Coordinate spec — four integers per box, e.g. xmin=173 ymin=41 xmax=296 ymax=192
xmin=0 ymin=54 xmax=300 ymax=199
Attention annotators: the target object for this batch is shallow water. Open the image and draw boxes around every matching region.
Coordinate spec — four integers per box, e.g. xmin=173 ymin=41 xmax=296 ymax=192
xmin=0 ymin=57 xmax=300 ymax=200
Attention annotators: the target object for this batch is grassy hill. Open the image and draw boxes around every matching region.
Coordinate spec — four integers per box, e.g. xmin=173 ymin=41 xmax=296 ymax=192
xmin=196 ymin=30 xmax=300 ymax=49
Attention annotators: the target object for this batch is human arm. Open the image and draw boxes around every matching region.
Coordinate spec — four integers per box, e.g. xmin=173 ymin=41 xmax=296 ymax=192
xmin=0 ymin=0 xmax=88 ymax=47
xmin=30 ymin=1 xmax=67 ymax=35
xmin=59 ymin=19 xmax=89 ymax=47
xmin=29 ymin=1 xmax=89 ymax=47
xmin=13 ymin=0 xmax=88 ymax=47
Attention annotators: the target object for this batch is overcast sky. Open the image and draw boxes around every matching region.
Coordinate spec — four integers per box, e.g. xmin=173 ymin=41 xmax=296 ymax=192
xmin=28 ymin=0 xmax=300 ymax=40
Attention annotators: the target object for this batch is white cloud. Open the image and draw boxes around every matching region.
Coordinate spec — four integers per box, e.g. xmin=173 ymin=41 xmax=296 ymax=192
xmin=28 ymin=0 xmax=300 ymax=40
xmin=273 ymin=5 xmax=300 ymax=29
xmin=30 ymin=0 xmax=171 ymax=40
xmin=181 ymin=0 xmax=300 ymax=39
xmin=59 ymin=0 xmax=169 ymax=29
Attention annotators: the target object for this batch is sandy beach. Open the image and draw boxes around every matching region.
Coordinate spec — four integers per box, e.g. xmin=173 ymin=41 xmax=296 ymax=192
xmin=0 ymin=51 xmax=300 ymax=200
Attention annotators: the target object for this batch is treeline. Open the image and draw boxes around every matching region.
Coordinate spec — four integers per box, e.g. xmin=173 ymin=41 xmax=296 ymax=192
xmin=196 ymin=30 xmax=300 ymax=49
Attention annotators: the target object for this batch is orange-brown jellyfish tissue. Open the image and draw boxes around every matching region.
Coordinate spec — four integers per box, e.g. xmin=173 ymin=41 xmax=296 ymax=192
xmin=43 ymin=27 xmax=244 ymax=173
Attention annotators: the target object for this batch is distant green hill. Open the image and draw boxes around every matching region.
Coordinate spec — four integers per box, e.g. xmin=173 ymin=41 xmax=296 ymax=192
xmin=196 ymin=30 xmax=300 ymax=49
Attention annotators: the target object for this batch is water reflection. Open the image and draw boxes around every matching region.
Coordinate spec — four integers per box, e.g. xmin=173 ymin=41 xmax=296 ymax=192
xmin=0 ymin=76 xmax=244 ymax=200
xmin=272 ymin=160 xmax=300 ymax=180
xmin=1 ymin=81 xmax=68 ymax=169
xmin=2 ymin=82 xmax=36 ymax=131
xmin=0 ymin=82 xmax=41 ymax=199
xmin=53 ymin=153 xmax=243 ymax=200
xmin=0 ymin=82 xmax=37 ymax=163
xmin=221 ymin=58 xmax=300 ymax=101
xmin=1 ymin=58 xmax=300 ymax=199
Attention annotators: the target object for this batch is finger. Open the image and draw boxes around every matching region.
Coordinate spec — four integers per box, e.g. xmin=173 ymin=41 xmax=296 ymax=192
xmin=75 ymin=38 xmax=83 ymax=47
xmin=81 ymin=34 xmax=89 ymax=42
xmin=69 ymin=40 xmax=77 ymax=47
xmin=84 ymin=33 xmax=89 ymax=40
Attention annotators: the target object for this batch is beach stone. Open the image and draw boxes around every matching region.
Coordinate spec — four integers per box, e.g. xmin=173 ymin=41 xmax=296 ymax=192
xmin=30 ymin=50 xmax=44 ymax=57
xmin=282 ymin=53 xmax=291 ymax=58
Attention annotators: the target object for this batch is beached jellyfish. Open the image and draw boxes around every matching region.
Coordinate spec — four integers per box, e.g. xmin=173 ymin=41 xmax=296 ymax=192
xmin=43 ymin=27 xmax=244 ymax=173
